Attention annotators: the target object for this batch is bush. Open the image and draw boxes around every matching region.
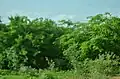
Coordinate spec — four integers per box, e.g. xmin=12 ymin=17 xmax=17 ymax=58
xmin=0 ymin=13 xmax=120 ymax=79
xmin=60 ymin=13 xmax=120 ymax=62
xmin=0 ymin=16 xmax=67 ymax=70
xmin=74 ymin=53 xmax=120 ymax=79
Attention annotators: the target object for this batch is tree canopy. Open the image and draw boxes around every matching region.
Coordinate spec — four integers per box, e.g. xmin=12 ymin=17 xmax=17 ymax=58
xmin=0 ymin=12 xmax=120 ymax=70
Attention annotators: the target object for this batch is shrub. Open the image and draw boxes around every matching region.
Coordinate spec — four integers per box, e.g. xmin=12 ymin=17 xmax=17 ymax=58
xmin=74 ymin=53 xmax=120 ymax=79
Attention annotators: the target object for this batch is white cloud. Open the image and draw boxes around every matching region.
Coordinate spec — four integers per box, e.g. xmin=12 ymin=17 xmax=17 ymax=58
xmin=51 ymin=14 xmax=76 ymax=21
xmin=3 ymin=10 xmax=50 ymax=22
xmin=1 ymin=10 xmax=78 ymax=23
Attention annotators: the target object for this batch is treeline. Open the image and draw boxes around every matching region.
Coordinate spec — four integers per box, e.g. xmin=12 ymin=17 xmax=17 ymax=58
xmin=0 ymin=12 xmax=120 ymax=71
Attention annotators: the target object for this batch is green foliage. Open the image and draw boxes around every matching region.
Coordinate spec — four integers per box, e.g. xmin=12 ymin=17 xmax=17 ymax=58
xmin=78 ymin=53 xmax=119 ymax=74
xmin=72 ymin=53 xmax=119 ymax=79
xmin=59 ymin=12 xmax=120 ymax=61
xmin=0 ymin=13 xmax=120 ymax=79
xmin=1 ymin=47 xmax=20 ymax=70
xmin=0 ymin=15 xmax=67 ymax=70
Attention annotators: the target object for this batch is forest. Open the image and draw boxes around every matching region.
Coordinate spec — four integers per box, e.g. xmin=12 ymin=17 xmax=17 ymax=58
xmin=0 ymin=12 xmax=120 ymax=79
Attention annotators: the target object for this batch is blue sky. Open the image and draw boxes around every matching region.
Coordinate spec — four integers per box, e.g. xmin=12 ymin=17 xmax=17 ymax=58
xmin=0 ymin=0 xmax=120 ymax=22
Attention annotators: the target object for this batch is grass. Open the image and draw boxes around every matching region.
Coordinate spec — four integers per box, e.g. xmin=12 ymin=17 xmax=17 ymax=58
xmin=0 ymin=70 xmax=119 ymax=79
xmin=0 ymin=53 xmax=119 ymax=79
xmin=0 ymin=70 xmax=115 ymax=79
xmin=0 ymin=74 xmax=118 ymax=79
xmin=0 ymin=75 xmax=25 ymax=79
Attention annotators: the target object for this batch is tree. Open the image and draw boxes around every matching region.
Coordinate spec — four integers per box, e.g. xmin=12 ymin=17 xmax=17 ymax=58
xmin=0 ymin=15 xmax=66 ymax=69
xmin=59 ymin=12 xmax=120 ymax=63
xmin=0 ymin=16 xmax=2 ymax=23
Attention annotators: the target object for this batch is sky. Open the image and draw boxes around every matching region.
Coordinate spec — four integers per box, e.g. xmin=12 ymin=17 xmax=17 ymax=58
xmin=0 ymin=0 xmax=120 ymax=23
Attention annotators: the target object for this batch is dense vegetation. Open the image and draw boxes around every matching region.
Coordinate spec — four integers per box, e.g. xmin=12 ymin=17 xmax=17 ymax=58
xmin=0 ymin=12 xmax=120 ymax=79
